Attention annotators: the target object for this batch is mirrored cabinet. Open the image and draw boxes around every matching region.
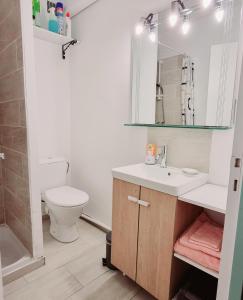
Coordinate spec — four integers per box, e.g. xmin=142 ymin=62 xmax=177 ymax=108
xmin=128 ymin=0 xmax=241 ymax=129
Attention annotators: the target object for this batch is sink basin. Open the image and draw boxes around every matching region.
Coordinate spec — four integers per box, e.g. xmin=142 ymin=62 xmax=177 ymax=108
xmin=112 ymin=163 xmax=208 ymax=196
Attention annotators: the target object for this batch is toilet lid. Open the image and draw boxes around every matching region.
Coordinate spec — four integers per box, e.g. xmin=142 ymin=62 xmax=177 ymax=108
xmin=44 ymin=186 xmax=89 ymax=207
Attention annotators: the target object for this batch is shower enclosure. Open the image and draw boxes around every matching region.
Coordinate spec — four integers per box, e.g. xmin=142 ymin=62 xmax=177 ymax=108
xmin=0 ymin=0 xmax=44 ymax=283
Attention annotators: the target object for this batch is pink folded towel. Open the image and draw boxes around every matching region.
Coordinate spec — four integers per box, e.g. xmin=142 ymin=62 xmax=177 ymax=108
xmin=179 ymin=213 xmax=222 ymax=259
xmin=174 ymin=241 xmax=220 ymax=273
xmin=189 ymin=221 xmax=223 ymax=251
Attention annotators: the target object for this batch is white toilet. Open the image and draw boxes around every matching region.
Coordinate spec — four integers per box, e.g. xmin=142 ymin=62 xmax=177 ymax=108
xmin=40 ymin=157 xmax=89 ymax=243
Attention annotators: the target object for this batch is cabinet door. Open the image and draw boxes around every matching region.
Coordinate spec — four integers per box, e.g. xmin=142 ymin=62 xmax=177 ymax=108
xmin=136 ymin=187 xmax=177 ymax=299
xmin=111 ymin=179 xmax=140 ymax=280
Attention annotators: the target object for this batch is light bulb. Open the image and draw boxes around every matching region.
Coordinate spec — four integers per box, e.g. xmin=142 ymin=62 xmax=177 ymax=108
xmin=169 ymin=13 xmax=178 ymax=27
xmin=215 ymin=6 xmax=224 ymax=22
xmin=149 ymin=31 xmax=156 ymax=43
xmin=135 ymin=22 xmax=144 ymax=36
xmin=182 ymin=19 xmax=190 ymax=35
xmin=202 ymin=0 xmax=212 ymax=8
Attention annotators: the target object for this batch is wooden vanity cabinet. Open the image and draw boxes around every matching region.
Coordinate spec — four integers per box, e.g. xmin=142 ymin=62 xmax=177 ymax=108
xmin=111 ymin=178 xmax=202 ymax=300
xmin=111 ymin=178 xmax=140 ymax=280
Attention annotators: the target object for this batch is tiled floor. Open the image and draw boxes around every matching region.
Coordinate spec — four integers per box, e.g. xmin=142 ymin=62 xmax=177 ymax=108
xmin=3 ymin=219 xmax=155 ymax=300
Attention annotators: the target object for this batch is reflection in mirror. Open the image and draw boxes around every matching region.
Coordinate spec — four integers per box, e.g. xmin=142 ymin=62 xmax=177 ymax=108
xmin=131 ymin=0 xmax=241 ymax=127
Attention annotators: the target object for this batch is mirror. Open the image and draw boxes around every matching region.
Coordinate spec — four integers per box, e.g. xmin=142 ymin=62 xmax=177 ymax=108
xmin=131 ymin=0 xmax=241 ymax=127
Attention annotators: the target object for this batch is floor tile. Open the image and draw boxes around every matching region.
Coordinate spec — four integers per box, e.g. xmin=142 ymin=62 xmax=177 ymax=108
xmin=4 ymin=219 xmax=155 ymax=300
xmin=69 ymin=271 xmax=140 ymax=300
xmin=3 ymin=277 xmax=28 ymax=296
xmin=131 ymin=289 xmax=156 ymax=300
xmin=24 ymin=219 xmax=105 ymax=283
xmin=66 ymin=242 xmax=108 ymax=286
xmin=5 ymin=267 xmax=82 ymax=300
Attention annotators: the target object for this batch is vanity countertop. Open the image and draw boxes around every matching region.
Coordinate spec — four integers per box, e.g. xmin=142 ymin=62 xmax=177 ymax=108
xmin=112 ymin=163 xmax=208 ymax=197
xmin=179 ymin=183 xmax=228 ymax=214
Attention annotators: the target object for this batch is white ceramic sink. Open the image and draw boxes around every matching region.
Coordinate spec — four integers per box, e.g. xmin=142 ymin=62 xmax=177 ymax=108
xmin=112 ymin=163 xmax=208 ymax=196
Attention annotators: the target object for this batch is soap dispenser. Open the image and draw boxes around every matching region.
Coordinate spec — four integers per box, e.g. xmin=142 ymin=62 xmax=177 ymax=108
xmin=48 ymin=7 xmax=59 ymax=33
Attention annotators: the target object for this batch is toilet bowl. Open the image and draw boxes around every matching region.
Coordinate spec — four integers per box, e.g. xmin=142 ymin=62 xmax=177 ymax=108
xmin=44 ymin=185 xmax=89 ymax=243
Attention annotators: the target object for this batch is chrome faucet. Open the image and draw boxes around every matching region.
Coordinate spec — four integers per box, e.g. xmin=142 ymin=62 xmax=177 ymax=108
xmin=156 ymin=145 xmax=167 ymax=168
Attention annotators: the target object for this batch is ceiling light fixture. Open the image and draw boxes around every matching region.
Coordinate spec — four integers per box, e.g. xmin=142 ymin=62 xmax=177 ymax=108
xmin=182 ymin=16 xmax=190 ymax=34
xmin=135 ymin=22 xmax=144 ymax=35
xmin=169 ymin=1 xmax=179 ymax=27
xmin=202 ymin=0 xmax=212 ymax=8
xmin=215 ymin=1 xmax=224 ymax=22
xmin=134 ymin=14 xmax=158 ymax=42
xmin=149 ymin=31 xmax=157 ymax=42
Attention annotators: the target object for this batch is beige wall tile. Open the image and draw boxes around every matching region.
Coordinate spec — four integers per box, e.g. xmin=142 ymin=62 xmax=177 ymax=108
xmin=5 ymin=210 xmax=32 ymax=253
xmin=2 ymin=147 xmax=26 ymax=178
xmin=0 ymin=70 xmax=25 ymax=102
xmin=0 ymin=0 xmax=18 ymax=24
xmin=3 ymin=168 xmax=29 ymax=201
xmin=16 ymin=38 xmax=23 ymax=69
xmin=148 ymin=128 xmax=212 ymax=172
xmin=0 ymin=0 xmax=32 ymax=254
xmin=0 ymin=100 xmax=24 ymax=127
xmin=4 ymin=188 xmax=26 ymax=225
xmin=0 ymin=126 xmax=27 ymax=154
xmin=0 ymin=2 xmax=21 ymax=48
xmin=0 ymin=43 xmax=17 ymax=78
xmin=19 ymin=100 xmax=26 ymax=127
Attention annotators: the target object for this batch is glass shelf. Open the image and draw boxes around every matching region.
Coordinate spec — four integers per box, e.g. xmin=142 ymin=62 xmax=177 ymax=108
xmin=124 ymin=123 xmax=231 ymax=130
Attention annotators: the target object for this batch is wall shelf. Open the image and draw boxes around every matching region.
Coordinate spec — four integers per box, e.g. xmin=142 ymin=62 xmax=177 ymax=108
xmin=174 ymin=253 xmax=219 ymax=279
xmin=33 ymin=26 xmax=75 ymax=45
xmin=124 ymin=123 xmax=231 ymax=130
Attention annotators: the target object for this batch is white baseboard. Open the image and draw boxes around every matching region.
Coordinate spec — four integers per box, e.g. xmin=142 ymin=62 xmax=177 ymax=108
xmin=81 ymin=213 xmax=111 ymax=232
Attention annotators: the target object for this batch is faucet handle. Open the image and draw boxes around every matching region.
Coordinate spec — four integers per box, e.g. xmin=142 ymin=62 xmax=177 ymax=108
xmin=161 ymin=145 xmax=167 ymax=154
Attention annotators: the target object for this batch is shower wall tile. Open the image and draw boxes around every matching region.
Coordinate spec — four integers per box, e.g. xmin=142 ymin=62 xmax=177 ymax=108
xmin=0 ymin=70 xmax=25 ymax=102
xmin=5 ymin=210 xmax=32 ymax=253
xmin=0 ymin=0 xmax=32 ymax=252
xmin=0 ymin=100 xmax=25 ymax=127
xmin=0 ymin=43 xmax=18 ymax=78
xmin=4 ymin=188 xmax=26 ymax=225
xmin=17 ymin=38 xmax=23 ymax=69
xmin=3 ymin=168 xmax=29 ymax=208
xmin=0 ymin=126 xmax=28 ymax=154
xmin=0 ymin=186 xmax=4 ymax=223
xmin=0 ymin=2 xmax=21 ymax=50
xmin=2 ymin=147 xmax=25 ymax=177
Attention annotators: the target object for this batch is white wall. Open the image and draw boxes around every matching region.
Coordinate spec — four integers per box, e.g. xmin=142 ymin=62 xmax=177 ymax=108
xmin=34 ymin=38 xmax=71 ymax=160
xmin=70 ymin=0 xmax=166 ymax=227
xmin=209 ymin=130 xmax=234 ymax=186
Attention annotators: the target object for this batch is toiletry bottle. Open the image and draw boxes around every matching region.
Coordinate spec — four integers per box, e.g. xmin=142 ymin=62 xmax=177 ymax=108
xmin=145 ymin=144 xmax=157 ymax=165
xmin=32 ymin=0 xmax=41 ymax=26
xmin=65 ymin=11 xmax=72 ymax=38
xmin=48 ymin=7 xmax=59 ymax=33
xmin=56 ymin=2 xmax=65 ymax=35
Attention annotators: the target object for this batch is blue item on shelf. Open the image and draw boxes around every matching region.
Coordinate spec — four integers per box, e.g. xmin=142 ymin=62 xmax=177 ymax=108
xmin=55 ymin=2 xmax=64 ymax=16
xmin=48 ymin=20 xmax=59 ymax=33
xmin=48 ymin=7 xmax=59 ymax=33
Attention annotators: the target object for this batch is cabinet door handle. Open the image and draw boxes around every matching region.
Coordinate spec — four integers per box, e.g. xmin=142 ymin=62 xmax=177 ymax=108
xmin=128 ymin=195 xmax=138 ymax=204
xmin=138 ymin=199 xmax=150 ymax=207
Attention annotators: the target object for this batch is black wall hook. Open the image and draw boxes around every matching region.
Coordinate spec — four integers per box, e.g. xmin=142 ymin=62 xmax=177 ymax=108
xmin=62 ymin=39 xmax=78 ymax=60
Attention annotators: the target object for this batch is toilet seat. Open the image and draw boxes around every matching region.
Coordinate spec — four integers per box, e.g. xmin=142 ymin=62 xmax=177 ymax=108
xmin=44 ymin=185 xmax=89 ymax=207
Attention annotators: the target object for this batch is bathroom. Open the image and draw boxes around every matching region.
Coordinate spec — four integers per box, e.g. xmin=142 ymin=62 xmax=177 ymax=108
xmin=0 ymin=0 xmax=243 ymax=299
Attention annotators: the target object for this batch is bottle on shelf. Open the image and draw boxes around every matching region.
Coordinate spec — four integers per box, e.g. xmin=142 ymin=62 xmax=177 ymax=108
xmin=48 ymin=7 xmax=59 ymax=33
xmin=56 ymin=2 xmax=65 ymax=35
xmin=32 ymin=0 xmax=41 ymax=27
xmin=65 ymin=12 xmax=72 ymax=38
